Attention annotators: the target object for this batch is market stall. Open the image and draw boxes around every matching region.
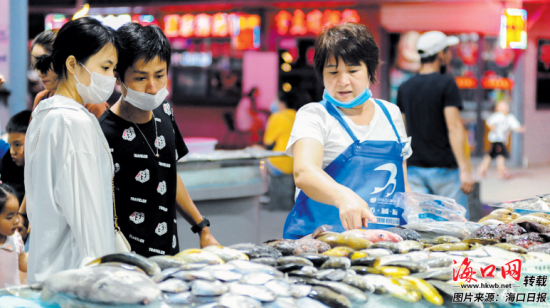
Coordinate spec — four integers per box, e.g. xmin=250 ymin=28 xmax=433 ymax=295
xmin=2 ymin=193 xmax=550 ymax=308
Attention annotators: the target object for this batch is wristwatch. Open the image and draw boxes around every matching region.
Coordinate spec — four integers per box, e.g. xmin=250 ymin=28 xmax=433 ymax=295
xmin=191 ymin=216 xmax=210 ymax=234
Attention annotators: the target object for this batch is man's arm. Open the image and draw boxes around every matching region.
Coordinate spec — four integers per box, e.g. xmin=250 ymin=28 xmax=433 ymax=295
xmin=444 ymin=106 xmax=474 ymax=194
xmin=175 ymin=174 xmax=219 ymax=248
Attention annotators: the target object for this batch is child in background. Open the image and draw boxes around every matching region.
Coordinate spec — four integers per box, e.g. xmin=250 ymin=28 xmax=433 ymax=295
xmin=478 ymin=100 xmax=525 ymax=179
xmin=0 ymin=184 xmax=27 ymax=288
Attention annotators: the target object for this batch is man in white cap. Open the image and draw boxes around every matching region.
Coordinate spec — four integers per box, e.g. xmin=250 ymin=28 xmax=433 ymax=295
xmin=397 ymin=31 xmax=474 ymax=214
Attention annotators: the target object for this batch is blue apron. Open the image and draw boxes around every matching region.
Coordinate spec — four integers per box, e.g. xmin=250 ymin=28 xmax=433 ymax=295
xmin=283 ymin=99 xmax=407 ymax=239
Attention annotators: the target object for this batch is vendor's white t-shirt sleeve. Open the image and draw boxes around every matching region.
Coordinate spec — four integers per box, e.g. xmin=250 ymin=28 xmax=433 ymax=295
xmin=286 ymin=103 xmax=328 ymax=157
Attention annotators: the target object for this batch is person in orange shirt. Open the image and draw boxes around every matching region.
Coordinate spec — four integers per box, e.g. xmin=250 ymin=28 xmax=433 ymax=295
xmin=264 ymin=90 xmax=298 ymax=175
xmin=30 ymin=30 xmax=109 ymax=119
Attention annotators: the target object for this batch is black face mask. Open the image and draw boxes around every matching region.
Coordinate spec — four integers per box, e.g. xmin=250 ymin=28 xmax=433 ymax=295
xmin=440 ymin=64 xmax=447 ymax=74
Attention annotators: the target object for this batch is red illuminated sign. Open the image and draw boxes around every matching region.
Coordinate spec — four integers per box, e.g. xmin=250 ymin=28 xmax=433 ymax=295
xmin=131 ymin=15 xmax=158 ymax=27
xmin=163 ymin=12 xmax=260 ymax=50
xmin=45 ymin=14 xmax=69 ymax=31
xmin=275 ymin=9 xmax=360 ymax=36
xmin=481 ymin=72 xmax=514 ymax=90
xmin=455 ymin=76 xmax=478 ymax=89
xmin=500 ymin=9 xmax=527 ymax=49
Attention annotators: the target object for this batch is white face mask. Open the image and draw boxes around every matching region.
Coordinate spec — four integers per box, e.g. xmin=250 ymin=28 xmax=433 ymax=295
xmin=73 ymin=63 xmax=116 ymax=105
xmin=122 ymin=82 xmax=169 ymax=111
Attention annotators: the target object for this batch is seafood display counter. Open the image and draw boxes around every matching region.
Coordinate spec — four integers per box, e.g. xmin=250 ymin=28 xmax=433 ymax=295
xmin=176 ymin=150 xmax=283 ymax=248
xmin=4 ymin=192 xmax=550 ymax=308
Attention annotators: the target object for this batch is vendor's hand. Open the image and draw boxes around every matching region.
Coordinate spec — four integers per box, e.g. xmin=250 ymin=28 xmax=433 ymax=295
xmin=460 ymin=169 xmax=474 ymax=194
xmin=336 ymin=188 xmax=377 ymax=230
xmin=0 ymin=75 xmax=5 ymax=89
xmin=199 ymin=227 xmax=220 ymax=248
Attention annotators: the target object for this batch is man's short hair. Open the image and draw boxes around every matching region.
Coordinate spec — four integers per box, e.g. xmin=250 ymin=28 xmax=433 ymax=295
xmin=420 ymin=47 xmax=448 ymax=65
xmin=116 ymin=23 xmax=171 ymax=81
xmin=313 ymin=23 xmax=380 ymax=84
xmin=6 ymin=110 xmax=32 ymax=134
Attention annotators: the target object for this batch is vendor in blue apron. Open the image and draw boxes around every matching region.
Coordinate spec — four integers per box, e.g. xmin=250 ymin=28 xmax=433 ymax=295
xmin=283 ymin=23 xmax=413 ymax=239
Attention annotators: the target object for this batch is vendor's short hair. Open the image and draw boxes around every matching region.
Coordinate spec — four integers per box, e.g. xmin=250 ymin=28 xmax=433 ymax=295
xmin=116 ymin=23 xmax=171 ymax=81
xmin=314 ymin=23 xmax=380 ymax=84
xmin=6 ymin=110 xmax=32 ymax=134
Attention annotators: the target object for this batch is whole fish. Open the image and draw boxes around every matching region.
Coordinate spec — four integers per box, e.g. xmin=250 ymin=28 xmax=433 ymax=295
xmin=363 ymin=266 xmax=410 ymax=277
xmin=342 ymin=229 xmax=403 ymax=243
xmin=265 ymin=279 xmax=292 ymax=297
xmin=358 ymin=248 xmax=393 ymax=258
xmin=342 ymin=275 xmax=376 ymax=293
xmin=264 ymin=239 xmax=299 ymax=256
xmin=240 ymin=272 xmax=275 ymax=285
xmin=447 ymin=247 xmax=489 ymax=258
xmin=289 ymin=270 xmax=317 ymax=279
xmin=384 ymin=226 xmax=422 ymax=241
xmin=426 ymin=242 xmax=470 ymax=252
xmin=228 ymin=243 xmax=283 ymax=259
xmin=322 ymin=247 xmax=355 ymax=258
xmin=400 ymin=276 xmax=443 ymax=306
xmin=158 ymin=278 xmax=190 ymax=293
xmin=292 ymin=284 xmax=313 ymax=298
xmin=316 ymin=232 xmax=372 ymax=250
xmin=277 ymin=256 xmax=314 ymax=266
xmin=250 ymin=257 xmax=278 ymax=267
xmin=372 ymin=254 xmax=410 ymax=267
xmin=202 ymin=245 xmax=249 ymax=262
xmin=294 ymin=238 xmax=332 ymax=254
xmin=173 ymin=270 xmax=215 ymax=281
xmin=228 ymin=260 xmax=283 ymax=277
xmin=297 ymin=253 xmax=330 ymax=267
xmin=511 ymin=215 xmax=550 ymax=227
xmin=219 ymin=293 xmax=262 ymax=308
xmin=324 ymin=269 xmax=348 ymax=281
xmin=264 ymin=297 xmax=297 ymax=308
xmin=149 ymin=255 xmax=187 ymax=270
xmin=493 ymin=243 xmax=528 ymax=254
xmin=320 ymin=257 xmax=351 ymax=270
xmin=42 ymin=267 xmax=161 ymax=305
xmin=428 ymin=236 xmax=461 ymax=245
xmin=394 ymin=279 xmax=422 ymax=302
xmin=383 ymin=261 xmax=429 ymax=273
xmin=483 ymin=246 xmax=525 ymax=261
xmin=92 ymin=262 xmax=147 ymax=275
xmin=152 ymin=267 xmax=182 ymax=283
xmin=366 ymin=275 xmax=421 ymax=302
xmin=210 ymin=270 xmax=242 ymax=282
xmin=315 ymin=281 xmax=368 ymax=303
xmin=528 ymin=212 xmax=550 ymax=221
xmin=479 ymin=212 xmax=519 ymax=223
xmin=88 ymin=252 xmax=161 ymax=276
xmin=175 ymin=249 xmax=225 ymax=265
xmin=229 ymin=283 xmax=276 ymax=302
xmin=308 ymin=286 xmax=351 ymax=308
xmin=276 ymin=263 xmax=305 ymax=273
xmin=394 ymin=240 xmax=423 ymax=254
xmin=403 ymin=222 xmax=481 ymax=239
xmin=490 ymin=208 xmax=513 ymax=215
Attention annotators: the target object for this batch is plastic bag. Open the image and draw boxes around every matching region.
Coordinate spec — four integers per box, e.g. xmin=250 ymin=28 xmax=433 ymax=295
xmin=395 ymin=192 xmax=467 ymax=224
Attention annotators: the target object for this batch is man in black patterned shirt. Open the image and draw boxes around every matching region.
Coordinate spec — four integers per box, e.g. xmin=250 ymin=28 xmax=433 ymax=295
xmin=99 ymin=23 xmax=218 ymax=256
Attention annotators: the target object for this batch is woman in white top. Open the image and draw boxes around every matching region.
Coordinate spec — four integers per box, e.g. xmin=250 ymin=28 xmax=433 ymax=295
xmin=283 ymin=23 xmax=412 ymax=239
xmin=25 ymin=17 xmax=120 ymax=283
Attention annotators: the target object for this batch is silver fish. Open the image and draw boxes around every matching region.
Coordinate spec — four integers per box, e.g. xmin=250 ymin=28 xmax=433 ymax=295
xmin=448 ymin=248 xmax=489 ymax=258
xmin=149 ymin=255 xmax=187 ymax=270
xmin=316 ymin=281 xmax=368 ymax=303
xmin=264 ymin=296 xmax=297 ymax=308
xmin=342 ymin=275 xmax=376 ymax=293
xmin=297 ymin=296 xmax=330 ymax=308
xmin=418 ymin=258 xmax=453 ymax=268
xmin=320 ymin=257 xmax=351 ymax=270
xmin=483 ymin=246 xmax=525 ymax=262
xmin=359 ymin=248 xmax=393 ymax=258
xmin=265 ymin=279 xmax=292 ymax=297
xmin=204 ymin=264 xmax=236 ymax=271
xmin=219 ymin=293 xmax=262 ymax=308
xmin=228 ymin=260 xmax=283 ymax=277
xmin=41 ymin=267 xmax=160 ymax=305
xmin=324 ymin=269 xmax=348 ymax=281
xmin=251 ymin=257 xmax=278 ymax=267
xmin=174 ymin=270 xmax=215 ymax=281
xmin=277 ymin=256 xmax=314 ymax=267
xmin=403 ymin=222 xmax=482 ymax=240
xmin=158 ymin=278 xmax=190 ymax=293
xmin=229 ymin=283 xmax=276 ymax=302
xmin=210 ymin=270 xmax=243 ymax=282
xmin=191 ymin=280 xmax=228 ymax=296
xmin=292 ymin=284 xmax=313 ymax=298
xmin=240 ymin=272 xmax=275 ymax=285
xmin=301 ymin=266 xmax=318 ymax=275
